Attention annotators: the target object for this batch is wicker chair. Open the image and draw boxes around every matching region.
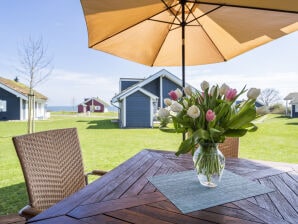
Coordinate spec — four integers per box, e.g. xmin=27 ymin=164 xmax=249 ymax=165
xmin=219 ymin=137 xmax=239 ymax=158
xmin=12 ymin=128 xmax=107 ymax=220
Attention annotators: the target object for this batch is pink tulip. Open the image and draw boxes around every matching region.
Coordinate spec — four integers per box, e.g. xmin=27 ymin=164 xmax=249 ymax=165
xmin=168 ymin=90 xmax=178 ymax=101
xmin=206 ymin=109 xmax=216 ymax=122
xmin=225 ymin=88 xmax=237 ymax=101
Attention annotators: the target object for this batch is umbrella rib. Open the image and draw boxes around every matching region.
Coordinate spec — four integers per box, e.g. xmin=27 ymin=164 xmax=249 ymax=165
xmin=90 ymin=1 xmax=188 ymax=48
xmin=200 ymin=25 xmax=227 ymax=62
xmin=89 ymin=5 xmax=179 ymax=48
xmin=148 ymin=18 xmax=180 ymax=26
xmin=161 ymin=0 xmax=182 ymax=24
xmin=185 ymin=5 xmax=222 ymax=26
xmin=193 ymin=0 xmax=298 ymax=14
xmin=150 ymin=29 xmax=174 ymax=67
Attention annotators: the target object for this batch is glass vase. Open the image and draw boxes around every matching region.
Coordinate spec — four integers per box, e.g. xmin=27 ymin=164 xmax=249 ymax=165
xmin=193 ymin=143 xmax=225 ymax=188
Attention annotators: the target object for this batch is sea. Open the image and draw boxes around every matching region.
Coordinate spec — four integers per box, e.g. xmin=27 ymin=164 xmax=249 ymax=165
xmin=47 ymin=106 xmax=118 ymax=112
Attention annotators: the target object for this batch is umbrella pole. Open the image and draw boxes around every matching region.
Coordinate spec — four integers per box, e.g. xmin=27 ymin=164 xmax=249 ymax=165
xmin=181 ymin=0 xmax=186 ymax=141
xmin=181 ymin=0 xmax=186 ymax=89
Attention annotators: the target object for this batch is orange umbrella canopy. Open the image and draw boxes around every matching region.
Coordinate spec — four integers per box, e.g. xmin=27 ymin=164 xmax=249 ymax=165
xmin=80 ymin=0 xmax=298 ymax=67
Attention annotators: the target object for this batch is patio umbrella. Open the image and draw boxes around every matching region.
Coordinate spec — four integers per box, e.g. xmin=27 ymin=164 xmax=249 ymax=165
xmin=80 ymin=0 xmax=298 ymax=87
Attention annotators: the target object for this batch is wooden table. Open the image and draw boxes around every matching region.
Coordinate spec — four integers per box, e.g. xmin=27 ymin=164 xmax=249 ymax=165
xmin=28 ymin=149 xmax=298 ymax=224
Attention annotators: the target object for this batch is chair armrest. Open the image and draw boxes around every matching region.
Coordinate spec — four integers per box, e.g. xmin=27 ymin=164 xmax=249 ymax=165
xmin=85 ymin=169 xmax=108 ymax=184
xmin=19 ymin=205 xmax=41 ymax=220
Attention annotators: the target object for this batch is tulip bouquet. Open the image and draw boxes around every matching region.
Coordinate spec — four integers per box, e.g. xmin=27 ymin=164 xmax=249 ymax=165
xmin=158 ymin=81 xmax=261 ymax=156
xmin=158 ymin=81 xmax=260 ymax=186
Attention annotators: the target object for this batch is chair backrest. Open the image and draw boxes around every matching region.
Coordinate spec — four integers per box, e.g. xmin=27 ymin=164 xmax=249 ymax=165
xmin=219 ymin=137 xmax=239 ymax=158
xmin=13 ymin=128 xmax=86 ymax=211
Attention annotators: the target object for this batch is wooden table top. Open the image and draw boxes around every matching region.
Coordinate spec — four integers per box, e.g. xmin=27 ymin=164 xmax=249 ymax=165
xmin=28 ymin=149 xmax=298 ymax=224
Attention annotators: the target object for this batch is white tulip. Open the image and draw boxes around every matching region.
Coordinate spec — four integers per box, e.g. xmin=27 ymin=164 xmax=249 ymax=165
xmin=220 ymin=83 xmax=230 ymax=96
xmin=183 ymin=86 xmax=193 ymax=96
xmin=210 ymin=85 xmax=218 ymax=97
xmin=247 ymin=88 xmax=261 ymax=99
xmin=187 ymin=105 xmax=200 ymax=119
xmin=164 ymin=98 xmax=172 ymax=106
xmin=175 ymin=88 xmax=183 ymax=99
xmin=201 ymin=80 xmax=209 ymax=91
xmin=158 ymin=108 xmax=170 ymax=118
xmin=170 ymin=101 xmax=183 ymax=112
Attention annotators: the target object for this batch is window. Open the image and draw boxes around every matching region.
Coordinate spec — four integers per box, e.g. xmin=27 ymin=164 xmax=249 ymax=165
xmin=295 ymin=105 xmax=298 ymax=113
xmin=94 ymin=106 xmax=101 ymax=110
xmin=0 ymin=100 xmax=7 ymax=112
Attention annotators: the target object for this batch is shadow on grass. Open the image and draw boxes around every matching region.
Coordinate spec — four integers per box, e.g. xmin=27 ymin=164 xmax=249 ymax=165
xmin=0 ymin=182 xmax=27 ymax=215
xmin=85 ymin=119 xmax=119 ymax=129
xmin=274 ymin=115 xmax=291 ymax=119
xmin=285 ymin=122 xmax=298 ymax=126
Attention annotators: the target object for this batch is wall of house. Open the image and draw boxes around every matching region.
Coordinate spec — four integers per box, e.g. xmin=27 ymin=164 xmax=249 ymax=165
xmin=121 ymin=81 xmax=140 ymax=91
xmin=86 ymin=100 xmax=104 ymax=112
xmin=78 ymin=105 xmax=85 ymax=113
xmin=126 ymin=91 xmax=151 ymax=127
xmin=0 ymin=88 xmax=20 ymax=120
xmin=143 ymin=78 xmax=160 ymax=96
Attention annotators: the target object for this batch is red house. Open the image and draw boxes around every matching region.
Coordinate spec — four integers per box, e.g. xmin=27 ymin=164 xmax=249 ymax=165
xmin=78 ymin=97 xmax=109 ymax=113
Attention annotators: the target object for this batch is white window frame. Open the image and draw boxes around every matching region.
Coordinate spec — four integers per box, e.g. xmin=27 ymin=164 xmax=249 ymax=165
xmin=0 ymin=100 xmax=7 ymax=112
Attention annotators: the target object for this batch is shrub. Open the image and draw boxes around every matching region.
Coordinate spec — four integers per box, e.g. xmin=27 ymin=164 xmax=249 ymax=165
xmin=256 ymin=106 xmax=270 ymax=115
xmin=269 ymin=103 xmax=286 ymax=114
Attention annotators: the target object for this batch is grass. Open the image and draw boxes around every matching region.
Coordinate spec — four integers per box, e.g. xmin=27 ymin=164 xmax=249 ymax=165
xmin=0 ymin=112 xmax=297 ymax=215
xmin=240 ymin=114 xmax=298 ymax=163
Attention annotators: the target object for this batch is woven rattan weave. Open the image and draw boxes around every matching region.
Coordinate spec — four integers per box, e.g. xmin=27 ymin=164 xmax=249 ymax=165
xmin=219 ymin=137 xmax=239 ymax=158
xmin=13 ymin=128 xmax=91 ymax=218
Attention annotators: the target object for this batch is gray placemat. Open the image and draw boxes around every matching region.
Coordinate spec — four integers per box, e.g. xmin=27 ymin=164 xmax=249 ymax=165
xmin=148 ymin=170 xmax=273 ymax=214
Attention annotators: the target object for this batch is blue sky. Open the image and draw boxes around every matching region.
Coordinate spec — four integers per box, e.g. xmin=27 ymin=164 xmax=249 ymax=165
xmin=0 ymin=0 xmax=297 ymax=106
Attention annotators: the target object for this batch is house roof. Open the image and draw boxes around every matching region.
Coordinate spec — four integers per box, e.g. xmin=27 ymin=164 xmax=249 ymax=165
xmin=284 ymin=92 xmax=298 ymax=100
xmin=111 ymin=69 xmax=185 ymax=103
xmin=0 ymin=77 xmax=47 ymax=100
xmin=81 ymin=97 xmax=110 ymax=106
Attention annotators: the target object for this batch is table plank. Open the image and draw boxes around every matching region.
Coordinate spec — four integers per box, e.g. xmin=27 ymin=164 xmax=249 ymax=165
xmin=81 ymin=214 xmax=130 ymax=224
xmin=268 ymin=175 xmax=298 ymax=213
xmin=121 ymin=160 xmax=164 ymax=197
xmin=253 ymin=190 xmax=283 ymax=218
xmin=130 ymin=205 xmax=214 ymax=224
xmin=28 ymin=216 xmax=86 ymax=224
xmin=278 ymin=172 xmax=298 ymax=194
xmin=105 ymin=209 xmax=173 ymax=224
xmin=205 ymin=205 xmax=263 ymax=223
xmin=287 ymin=171 xmax=298 ymax=182
xmin=259 ymin=178 xmax=298 ymax=223
xmin=188 ymin=210 xmax=262 ymax=224
xmin=139 ymin=164 xmax=174 ymax=194
xmin=234 ymin=199 xmax=290 ymax=224
xmin=101 ymin=155 xmax=159 ymax=201
xmin=68 ymin=192 xmax=166 ymax=219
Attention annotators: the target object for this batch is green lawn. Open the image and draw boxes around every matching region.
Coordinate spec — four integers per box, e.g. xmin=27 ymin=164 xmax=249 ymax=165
xmin=0 ymin=113 xmax=297 ymax=215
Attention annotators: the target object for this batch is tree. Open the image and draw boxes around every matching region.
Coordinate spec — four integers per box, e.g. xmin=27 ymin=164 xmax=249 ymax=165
xmin=258 ymin=88 xmax=281 ymax=106
xmin=17 ymin=37 xmax=53 ymax=133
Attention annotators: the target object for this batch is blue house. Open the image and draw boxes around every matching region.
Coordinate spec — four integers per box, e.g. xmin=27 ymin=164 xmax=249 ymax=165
xmin=111 ymin=69 xmax=184 ymax=128
xmin=0 ymin=77 xmax=48 ymax=121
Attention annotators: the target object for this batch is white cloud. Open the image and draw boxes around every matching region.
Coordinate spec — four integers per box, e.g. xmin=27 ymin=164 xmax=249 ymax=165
xmin=36 ymin=69 xmax=121 ymax=106
xmin=186 ymin=71 xmax=298 ymax=100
